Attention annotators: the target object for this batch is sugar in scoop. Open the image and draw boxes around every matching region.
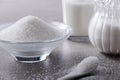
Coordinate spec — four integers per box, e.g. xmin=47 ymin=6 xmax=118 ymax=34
xmin=0 ymin=16 xmax=62 ymax=42
xmin=58 ymin=56 xmax=99 ymax=80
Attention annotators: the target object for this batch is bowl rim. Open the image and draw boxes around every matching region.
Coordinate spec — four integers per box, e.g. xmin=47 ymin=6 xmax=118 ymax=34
xmin=0 ymin=21 xmax=71 ymax=44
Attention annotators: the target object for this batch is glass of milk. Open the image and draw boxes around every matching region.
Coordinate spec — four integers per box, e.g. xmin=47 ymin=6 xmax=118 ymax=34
xmin=62 ymin=0 xmax=94 ymax=42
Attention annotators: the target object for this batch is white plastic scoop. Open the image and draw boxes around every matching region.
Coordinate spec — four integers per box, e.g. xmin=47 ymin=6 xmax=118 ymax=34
xmin=58 ymin=56 xmax=99 ymax=80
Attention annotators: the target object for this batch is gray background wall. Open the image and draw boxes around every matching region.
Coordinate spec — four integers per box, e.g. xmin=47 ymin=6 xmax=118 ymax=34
xmin=0 ymin=0 xmax=62 ymax=24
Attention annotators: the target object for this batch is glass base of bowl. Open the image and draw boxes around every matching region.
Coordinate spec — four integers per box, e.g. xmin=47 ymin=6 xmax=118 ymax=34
xmin=15 ymin=53 xmax=50 ymax=63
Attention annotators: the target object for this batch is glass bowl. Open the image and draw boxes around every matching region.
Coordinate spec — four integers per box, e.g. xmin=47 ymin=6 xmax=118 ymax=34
xmin=0 ymin=22 xmax=71 ymax=63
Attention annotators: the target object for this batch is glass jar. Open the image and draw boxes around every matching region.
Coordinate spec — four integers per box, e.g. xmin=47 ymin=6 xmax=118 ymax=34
xmin=89 ymin=0 xmax=120 ymax=54
xmin=62 ymin=0 xmax=94 ymax=42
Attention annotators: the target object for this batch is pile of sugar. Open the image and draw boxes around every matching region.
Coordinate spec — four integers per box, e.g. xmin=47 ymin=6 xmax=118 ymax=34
xmin=0 ymin=16 xmax=62 ymax=42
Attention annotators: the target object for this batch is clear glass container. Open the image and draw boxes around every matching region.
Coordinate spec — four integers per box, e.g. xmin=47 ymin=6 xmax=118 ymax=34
xmin=89 ymin=0 xmax=120 ymax=54
xmin=0 ymin=22 xmax=71 ymax=63
xmin=0 ymin=0 xmax=70 ymax=63
xmin=62 ymin=0 xmax=94 ymax=42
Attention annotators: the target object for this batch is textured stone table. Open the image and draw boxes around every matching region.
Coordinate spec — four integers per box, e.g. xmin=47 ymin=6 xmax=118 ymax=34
xmin=0 ymin=0 xmax=119 ymax=80
xmin=0 ymin=40 xmax=119 ymax=80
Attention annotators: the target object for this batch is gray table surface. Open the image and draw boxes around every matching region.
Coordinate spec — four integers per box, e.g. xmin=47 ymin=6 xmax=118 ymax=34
xmin=0 ymin=0 xmax=120 ymax=80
